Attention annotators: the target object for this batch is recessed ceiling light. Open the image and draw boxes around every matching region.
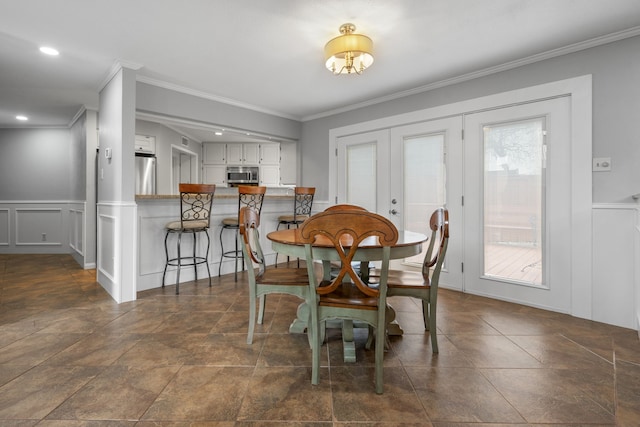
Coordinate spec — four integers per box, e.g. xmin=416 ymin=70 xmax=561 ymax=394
xmin=215 ymin=132 xmax=223 ymax=136
xmin=39 ymin=46 xmax=59 ymax=56
xmin=16 ymin=115 xmax=28 ymax=121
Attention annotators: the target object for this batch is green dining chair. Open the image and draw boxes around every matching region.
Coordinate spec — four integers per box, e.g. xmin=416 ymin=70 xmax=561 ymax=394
xmin=239 ymin=206 xmax=316 ymax=345
xmin=299 ymin=208 xmax=398 ymax=394
xmin=369 ymin=207 xmax=449 ymax=353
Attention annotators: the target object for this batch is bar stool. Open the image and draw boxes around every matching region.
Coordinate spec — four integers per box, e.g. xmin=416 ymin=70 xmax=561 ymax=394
xmin=218 ymin=185 xmax=267 ymax=281
xmin=275 ymin=186 xmax=315 ymax=266
xmin=162 ymin=183 xmax=216 ymax=294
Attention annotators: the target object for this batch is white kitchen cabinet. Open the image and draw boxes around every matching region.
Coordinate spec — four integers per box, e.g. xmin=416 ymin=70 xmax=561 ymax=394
xmin=203 ymin=143 xmax=226 ymax=164
xmin=135 ymin=135 xmax=156 ymax=154
xmin=260 ymin=164 xmax=280 ymax=186
xmin=243 ymin=143 xmax=260 ymax=164
xmin=226 ymin=143 xmax=259 ymax=165
xmin=260 ymin=143 xmax=280 ymax=164
xmin=203 ymin=165 xmax=227 ymax=186
xmin=226 ymin=144 xmax=243 ymax=164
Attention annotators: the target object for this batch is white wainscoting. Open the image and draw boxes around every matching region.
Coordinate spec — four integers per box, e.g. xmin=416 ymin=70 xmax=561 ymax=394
xmin=0 ymin=201 xmax=81 ymax=254
xmin=592 ymin=203 xmax=639 ymax=330
xmin=97 ymin=211 xmax=116 ymax=283
xmin=96 ymin=201 xmax=138 ymax=303
xmin=69 ymin=206 xmax=85 ymax=255
xmin=16 ymin=208 xmax=63 ymax=246
xmin=0 ymin=208 xmax=9 ymax=246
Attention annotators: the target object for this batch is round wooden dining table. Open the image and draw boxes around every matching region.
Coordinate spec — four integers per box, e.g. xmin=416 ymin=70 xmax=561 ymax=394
xmin=267 ymin=227 xmax=428 ymax=362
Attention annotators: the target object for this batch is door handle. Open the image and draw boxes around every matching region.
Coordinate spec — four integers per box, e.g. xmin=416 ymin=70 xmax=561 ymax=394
xmin=389 ymin=209 xmax=398 ymax=215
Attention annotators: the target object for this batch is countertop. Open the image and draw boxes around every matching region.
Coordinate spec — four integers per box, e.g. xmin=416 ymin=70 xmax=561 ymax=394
xmin=136 ymin=193 xmax=293 ymax=200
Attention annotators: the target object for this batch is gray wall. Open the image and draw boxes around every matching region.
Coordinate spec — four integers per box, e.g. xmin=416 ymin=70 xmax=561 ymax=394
xmin=98 ymin=67 xmax=137 ymax=202
xmin=69 ymin=113 xmax=87 ymax=200
xmin=136 ymin=82 xmax=302 ymax=142
xmin=301 ymin=35 xmax=640 ymax=203
xmin=0 ymin=128 xmax=76 ymax=200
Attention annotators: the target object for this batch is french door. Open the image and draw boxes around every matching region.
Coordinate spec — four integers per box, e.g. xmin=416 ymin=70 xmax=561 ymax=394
xmin=463 ymin=96 xmax=572 ymax=311
xmin=337 ymin=118 xmax=463 ymax=289
xmin=336 ymin=130 xmax=391 ymax=220
xmin=336 ymin=97 xmax=573 ymax=310
xmin=389 ymin=118 xmax=463 ymax=288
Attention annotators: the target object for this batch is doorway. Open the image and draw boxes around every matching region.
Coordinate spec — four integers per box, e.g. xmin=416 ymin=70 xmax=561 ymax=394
xmin=336 ymin=118 xmax=463 ymax=288
xmin=171 ymin=146 xmax=198 ymax=194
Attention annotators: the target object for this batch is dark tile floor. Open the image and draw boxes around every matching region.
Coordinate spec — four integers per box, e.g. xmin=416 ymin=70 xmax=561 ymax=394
xmin=0 ymin=254 xmax=639 ymax=426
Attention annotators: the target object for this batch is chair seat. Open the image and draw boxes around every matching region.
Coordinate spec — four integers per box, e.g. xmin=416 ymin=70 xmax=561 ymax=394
xmin=256 ymin=267 xmax=319 ymax=286
xmin=277 ymin=214 xmax=309 ymax=223
xmin=370 ymin=269 xmax=431 ymax=289
xmin=318 ymin=281 xmax=379 ymax=310
xmin=165 ymin=219 xmax=209 ymax=231
xmin=222 ymin=217 xmax=239 ymax=226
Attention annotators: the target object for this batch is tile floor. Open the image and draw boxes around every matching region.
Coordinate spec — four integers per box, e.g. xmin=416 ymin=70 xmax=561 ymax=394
xmin=0 ymin=253 xmax=639 ymax=426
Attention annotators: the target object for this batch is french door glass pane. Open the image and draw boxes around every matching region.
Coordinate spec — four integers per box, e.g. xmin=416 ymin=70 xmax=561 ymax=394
xmin=483 ymin=119 xmax=544 ymax=285
xmin=404 ymin=134 xmax=445 ymax=264
xmin=346 ymin=143 xmax=376 ymax=211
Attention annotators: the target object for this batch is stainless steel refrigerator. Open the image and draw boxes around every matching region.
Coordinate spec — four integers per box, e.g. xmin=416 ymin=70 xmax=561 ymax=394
xmin=135 ymin=153 xmax=157 ymax=195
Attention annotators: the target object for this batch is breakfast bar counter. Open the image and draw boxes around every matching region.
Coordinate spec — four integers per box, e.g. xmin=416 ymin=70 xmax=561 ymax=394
xmin=135 ymin=189 xmax=296 ymax=292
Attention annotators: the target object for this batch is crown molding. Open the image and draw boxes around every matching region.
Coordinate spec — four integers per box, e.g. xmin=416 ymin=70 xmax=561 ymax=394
xmin=136 ymin=76 xmax=299 ymax=121
xmin=98 ymin=60 xmax=144 ymax=93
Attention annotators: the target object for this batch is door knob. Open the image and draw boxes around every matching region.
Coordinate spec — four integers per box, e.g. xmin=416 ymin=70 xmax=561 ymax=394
xmin=389 ymin=209 xmax=398 ymax=215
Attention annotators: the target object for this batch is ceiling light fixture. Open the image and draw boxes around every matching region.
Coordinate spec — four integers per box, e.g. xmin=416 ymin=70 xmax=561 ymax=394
xmin=324 ymin=23 xmax=373 ymax=75
xmin=16 ymin=115 xmax=28 ymax=121
xmin=39 ymin=46 xmax=59 ymax=56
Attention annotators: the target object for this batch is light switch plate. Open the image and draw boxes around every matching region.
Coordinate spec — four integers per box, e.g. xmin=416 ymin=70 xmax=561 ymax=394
xmin=593 ymin=157 xmax=611 ymax=171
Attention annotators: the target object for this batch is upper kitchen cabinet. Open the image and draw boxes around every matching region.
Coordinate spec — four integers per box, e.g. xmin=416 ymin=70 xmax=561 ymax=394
xmin=203 ymin=143 xmax=226 ymax=164
xmin=260 ymin=143 xmax=280 ymax=164
xmin=135 ymin=134 xmax=156 ymax=154
xmin=227 ymin=143 xmax=260 ymax=165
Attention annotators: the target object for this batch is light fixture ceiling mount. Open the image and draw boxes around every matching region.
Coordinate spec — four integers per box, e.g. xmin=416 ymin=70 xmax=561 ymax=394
xmin=324 ymin=23 xmax=373 ymax=75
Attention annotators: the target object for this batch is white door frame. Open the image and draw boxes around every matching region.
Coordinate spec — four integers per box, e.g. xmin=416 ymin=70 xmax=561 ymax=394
xmin=328 ymin=75 xmax=592 ymax=319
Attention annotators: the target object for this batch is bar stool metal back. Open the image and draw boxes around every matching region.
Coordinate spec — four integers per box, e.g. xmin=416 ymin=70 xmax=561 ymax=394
xmin=218 ymin=185 xmax=267 ymax=281
xmin=277 ymin=187 xmax=315 ymax=229
xmin=162 ymin=183 xmax=216 ymax=294
xmin=275 ymin=186 xmax=315 ymax=266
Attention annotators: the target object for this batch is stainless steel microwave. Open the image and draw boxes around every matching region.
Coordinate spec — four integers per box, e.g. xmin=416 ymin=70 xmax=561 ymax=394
xmin=226 ymin=166 xmax=259 ymax=186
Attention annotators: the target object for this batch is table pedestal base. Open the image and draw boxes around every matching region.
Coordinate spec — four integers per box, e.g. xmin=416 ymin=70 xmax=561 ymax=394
xmin=289 ymin=303 xmax=402 ymax=363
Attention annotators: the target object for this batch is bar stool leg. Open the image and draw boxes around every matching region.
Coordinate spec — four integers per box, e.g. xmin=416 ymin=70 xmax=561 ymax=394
xmin=219 ymin=225 xmax=242 ymax=281
xmin=275 ymin=222 xmax=282 ymax=267
xmin=286 ymin=223 xmax=292 ymax=265
xmin=218 ymin=226 xmax=225 ymax=277
xmin=176 ymin=231 xmax=182 ymax=295
xmin=162 ymin=231 xmax=170 ymax=287
xmin=234 ymin=228 xmax=238 ymax=282
xmin=204 ymin=230 xmax=212 ymax=287
xmin=192 ymin=232 xmax=198 ymax=283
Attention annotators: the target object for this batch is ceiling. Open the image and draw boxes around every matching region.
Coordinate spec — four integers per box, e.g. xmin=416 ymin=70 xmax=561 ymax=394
xmin=2 ymin=0 xmax=640 ymax=138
